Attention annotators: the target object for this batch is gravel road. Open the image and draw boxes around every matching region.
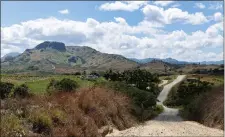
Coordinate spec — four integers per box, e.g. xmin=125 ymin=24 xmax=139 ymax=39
xmin=107 ymin=75 xmax=224 ymax=136
xmin=158 ymin=80 xmax=168 ymax=87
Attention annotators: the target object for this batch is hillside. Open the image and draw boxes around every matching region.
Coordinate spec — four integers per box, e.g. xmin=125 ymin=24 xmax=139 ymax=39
xmin=1 ymin=41 xmax=138 ymax=73
xmin=139 ymin=60 xmax=178 ymax=74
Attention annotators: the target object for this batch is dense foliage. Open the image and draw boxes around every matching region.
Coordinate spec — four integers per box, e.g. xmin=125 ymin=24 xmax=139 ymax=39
xmin=0 ymin=82 xmax=14 ymax=99
xmin=14 ymin=84 xmax=30 ymax=98
xmin=104 ymin=69 xmax=160 ymax=93
xmin=164 ymin=80 xmax=212 ymax=107
xmin=47 ymin=78 xmax=78 ymax=93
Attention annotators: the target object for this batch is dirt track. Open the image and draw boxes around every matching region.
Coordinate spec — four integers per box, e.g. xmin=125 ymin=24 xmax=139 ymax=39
xmin=107 ymin=75 xmax=224 ymax=136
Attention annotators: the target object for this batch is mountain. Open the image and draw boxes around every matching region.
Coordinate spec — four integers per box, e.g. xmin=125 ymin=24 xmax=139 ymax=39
xmin=1 ymin=41 xmax=138 ymax=73
xmin=130 ymin=58 xmax=223 ymax=65
xmin=1 ymin=52 xmax=21 ymax=62
xmin=199 ymin=60 xmax=224 ymax=65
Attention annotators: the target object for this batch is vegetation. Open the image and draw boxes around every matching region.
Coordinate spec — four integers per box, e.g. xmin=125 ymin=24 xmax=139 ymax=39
xmin=0 ymin=69 xmax=164 ymax=136
xmin=0 ymin=82 xmax=14 ymax=99
xmin=104 ymin=69 xmax=160 ymax=93
xmin=14 ymin=84 xmax=30 ymax=98
xmin=1 ymin=87 xmax=137 ymax=136
xmin=180 ymin=85 xmax=224 ymax=129
xmin=164 ymin=80 xmax=212 ymax=107
xmin=164 ymin=75 xmax=224 ymax=129
xmin=1 ymin=114 xmax=27 ymax=137
xmin=47 ymin=78 xmax=78 ymax=93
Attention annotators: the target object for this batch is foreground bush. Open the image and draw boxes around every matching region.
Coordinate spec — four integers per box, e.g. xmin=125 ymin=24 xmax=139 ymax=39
xmin=13 ymin=84 xmax=30 ymax=98
xmin=1 ymin=114 xmax=26 ymax=137
xmin=0 ymin=82 xmax=14 ymax=99
xmin=30 ymin=111 xmax=53 ymax=135
xmin=1 ymin=87 xmax=137 ymax=136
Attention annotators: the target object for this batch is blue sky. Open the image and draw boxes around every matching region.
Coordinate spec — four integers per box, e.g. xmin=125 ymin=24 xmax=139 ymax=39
xmin=1 ymin=1 xmax=224 ymax=61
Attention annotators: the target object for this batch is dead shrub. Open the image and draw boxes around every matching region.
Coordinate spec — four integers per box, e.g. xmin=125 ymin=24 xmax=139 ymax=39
xmin=2 ymin=87 xmax=137 ymax=136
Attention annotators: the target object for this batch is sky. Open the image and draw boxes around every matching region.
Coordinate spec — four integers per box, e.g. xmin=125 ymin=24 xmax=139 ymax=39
xmin=1 ymin=1 xmax=224 ymax=62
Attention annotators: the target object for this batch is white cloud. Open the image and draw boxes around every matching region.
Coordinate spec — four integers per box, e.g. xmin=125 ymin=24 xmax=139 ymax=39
xmin=209 ymin=2 xmax=223 ymax=10
xmin=154 ymin=1 xmax=174 ymax=7
xmin=142 ymin=5 xmax=208 ymax=25
xmin=114 ymin=17 xmax=127 ymax=25
xmin=58 ymin=9 xmax=69 ymax=14
xmin=1 ymin=17 xmax=223 ymax=61
xmin=194 ymin=3 xmax=205 ymax=9
xmin=99 ymin=1 xmax=148 ymax=12
xmin=214 ymin=12 xmax=223 ymax=22
xmin=206 ymin=22 xmax=223 ymax=37
xmin=171 ymin=4 xmax=180 ymax=8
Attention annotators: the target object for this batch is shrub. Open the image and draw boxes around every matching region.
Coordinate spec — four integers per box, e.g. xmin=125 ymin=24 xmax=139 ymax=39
xmin=0 ymin=82 xmax=14 ymax=99
xmin=57 ymin=78 xmax=78 ymax=92
xmin=51 ymin=109 xmax=66 ymax=125
xmin=13 ymin=84 xmax=30 ymax=98
xmin=47 ymin=78 xmax=78 ymax=93
xmin=47 ymin=79 xmax=58 ymax=94
xmin=154 ymin=105 xmax=164 ymax=114
xmin=30 ymin=112 xmax=53 ymax=135
xmin=1 ymin=114 xmax=26 ymax=137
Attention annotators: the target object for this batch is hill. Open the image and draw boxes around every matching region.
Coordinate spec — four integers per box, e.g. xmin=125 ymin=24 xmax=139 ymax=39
xmin=139 ymin=59 xmax=178 ymax=74
xmin=1 ymin=41 xmax=138 ymax=73
xmin=1 ymin=52 xmax=20 ymax=62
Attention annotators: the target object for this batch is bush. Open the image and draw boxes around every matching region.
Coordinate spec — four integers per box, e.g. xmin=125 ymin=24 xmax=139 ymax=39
xmin=0 ymin=82 xmax=14 ymax=99
xmin=51 ymin=109 xmax=66 ymax=125
xmin=13 ymin=84 xmax=30 ymax=98
xmin=47 ymin=78 xmax=78 ymax=93
xmin=1 ymin=114 xmax=26 ymax=137
xmin=30 ymin=112 xmax=53 ymax=135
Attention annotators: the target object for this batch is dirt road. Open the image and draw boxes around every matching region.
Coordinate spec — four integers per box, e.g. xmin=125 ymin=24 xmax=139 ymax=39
xmin=158 ymin=80 xmax=168 ymax=87
xmin=107 ymin=75 xmax=224 ymax=136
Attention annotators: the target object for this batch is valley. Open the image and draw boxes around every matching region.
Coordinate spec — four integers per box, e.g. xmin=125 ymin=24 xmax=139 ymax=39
xmin=1 ymin=41 xmax=224 ymax=137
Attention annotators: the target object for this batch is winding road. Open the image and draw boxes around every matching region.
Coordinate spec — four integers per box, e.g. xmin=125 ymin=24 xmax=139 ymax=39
xmin=107 ymin=75 xmax=224 ymax=136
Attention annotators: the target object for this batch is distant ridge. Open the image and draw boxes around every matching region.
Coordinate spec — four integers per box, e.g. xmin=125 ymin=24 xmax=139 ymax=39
xmin=130 ymin=58 xmax=223 ymax=65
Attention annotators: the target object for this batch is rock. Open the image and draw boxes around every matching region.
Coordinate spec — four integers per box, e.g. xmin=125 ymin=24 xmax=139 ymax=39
xmin=98 ymin=126 xmax=113 ymax=137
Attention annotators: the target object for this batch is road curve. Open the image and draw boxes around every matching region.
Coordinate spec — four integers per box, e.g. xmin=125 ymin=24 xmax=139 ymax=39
xmin=107 ymin=75 xmax=224 ymax=136
xmin=158 ymin=80 xmax=168 ymax=87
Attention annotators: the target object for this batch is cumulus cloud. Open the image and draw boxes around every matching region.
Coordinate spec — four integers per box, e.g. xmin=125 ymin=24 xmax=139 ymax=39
xmin=194 ymin=3 xmax=205 ymax=9
xmin=99 ymin=1 xmax=148 ymax=12
xmin=214 ymin=12 xmax=223 ymax=22
xmin=154 ymin=1 xmax=175 ymax=7
xmin=1 ymin=17 xmax=223 ymax=61
xmin=142 ymin=5 xmax=208 ymax=25
xmin=58 ymin=9 xmax=69 ymax=14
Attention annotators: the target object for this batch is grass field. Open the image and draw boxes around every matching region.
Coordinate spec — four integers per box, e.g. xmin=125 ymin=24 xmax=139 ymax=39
xmin=187 ymin=74 xmax=224 ymax=86
xmin=1 ymin=74 xmax=96 ymax=94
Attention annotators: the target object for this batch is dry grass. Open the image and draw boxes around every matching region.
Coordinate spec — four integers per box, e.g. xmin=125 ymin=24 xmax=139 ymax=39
xmin=197 ymin=85 xmax=224 ymax=129
xmin=1 ymin=87 xmax=137 ymax=137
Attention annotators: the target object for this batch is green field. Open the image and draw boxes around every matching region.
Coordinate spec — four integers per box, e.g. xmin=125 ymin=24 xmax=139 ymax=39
xmin=1 ymin=74 xmax=98 ymax=94
xmin=187 ymin=74 xmax=224 ymax=86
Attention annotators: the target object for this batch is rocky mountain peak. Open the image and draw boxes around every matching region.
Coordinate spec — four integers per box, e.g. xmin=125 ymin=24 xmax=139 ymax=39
xmin=35 ymin=41 xmax=66 ymax=51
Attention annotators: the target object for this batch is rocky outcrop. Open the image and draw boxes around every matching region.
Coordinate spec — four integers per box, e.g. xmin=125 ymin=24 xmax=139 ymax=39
xmin=35 ymin=41 xmax=66 ymax=51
